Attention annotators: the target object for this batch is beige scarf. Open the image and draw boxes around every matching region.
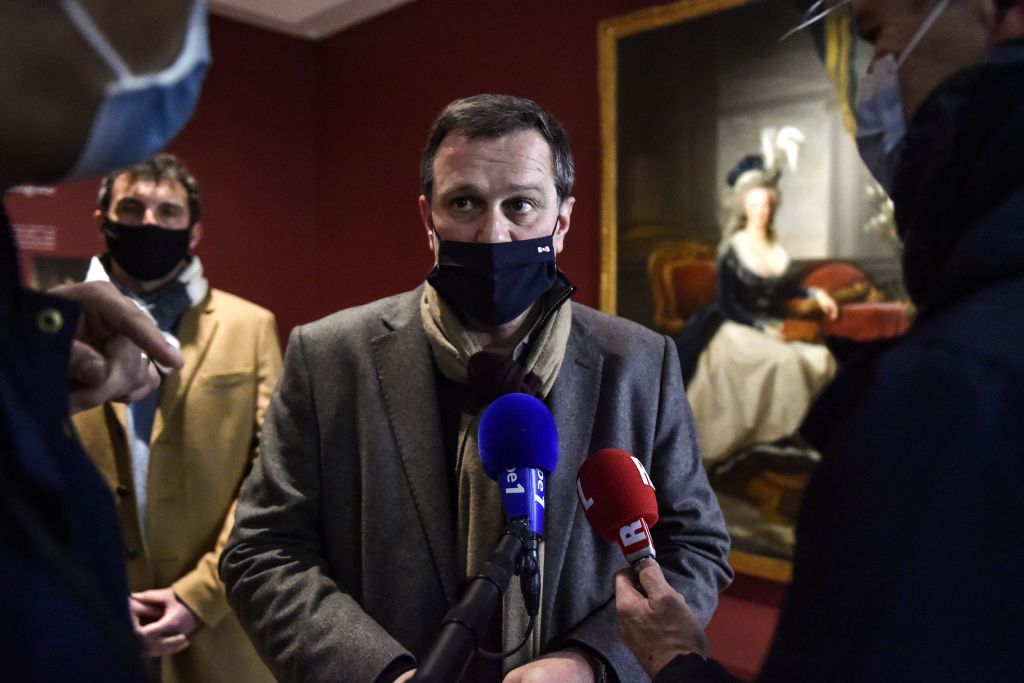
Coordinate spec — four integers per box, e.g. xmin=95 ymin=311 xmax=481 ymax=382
xmin=420 ymin=283 xmax=572 ymax=670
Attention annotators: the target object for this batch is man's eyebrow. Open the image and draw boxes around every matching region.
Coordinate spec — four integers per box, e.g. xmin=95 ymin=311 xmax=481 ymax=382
xmin=505 ymin=183 xmax=546 ymax=195
xmin=437 ymin=184 xmax=482 ymax=199
xmin=438 ymin=182 xmax=547 ymax=198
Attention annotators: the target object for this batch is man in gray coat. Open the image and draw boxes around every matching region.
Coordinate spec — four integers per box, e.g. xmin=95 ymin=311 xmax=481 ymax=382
xmin=221 ymin=94 xmax=731 ymax=683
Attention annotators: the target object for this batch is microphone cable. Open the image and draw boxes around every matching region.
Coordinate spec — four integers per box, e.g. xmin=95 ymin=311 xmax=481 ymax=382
xmin=478 ymin=534 xmax=541 ymax=660
xmin=477 ymin=615 xmax=536 ymax=660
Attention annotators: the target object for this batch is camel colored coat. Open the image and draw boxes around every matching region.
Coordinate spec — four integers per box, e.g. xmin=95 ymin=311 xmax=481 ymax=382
xmin=73 ymin=288 xmax=281 ymax=683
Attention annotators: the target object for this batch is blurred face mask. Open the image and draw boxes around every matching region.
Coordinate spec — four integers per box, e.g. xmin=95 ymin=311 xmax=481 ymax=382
xmin=58 ymin=0 xmax=211 ymax=180
xmin=855 ymin=0 xmax=950 ymax=194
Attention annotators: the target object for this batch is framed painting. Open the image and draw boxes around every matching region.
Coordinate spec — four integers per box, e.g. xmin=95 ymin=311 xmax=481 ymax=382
xmin=598 ymin=0 xmax=892 ymax=581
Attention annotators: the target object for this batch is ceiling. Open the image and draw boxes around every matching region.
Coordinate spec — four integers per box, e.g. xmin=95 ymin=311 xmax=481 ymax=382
xmin=209 ymin=0 xmax=418 ymax=40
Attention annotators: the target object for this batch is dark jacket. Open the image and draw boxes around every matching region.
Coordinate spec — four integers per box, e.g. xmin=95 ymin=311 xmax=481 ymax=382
xmin=760 ymin=39 xmax=1024 ymax=683
xmin=0 ymin=210 xmax=147 ymax=681
xmin=656 ymin=38 xmax=1024 ymax=683
xmin=222 ymin=287 xmax=733 ymax=683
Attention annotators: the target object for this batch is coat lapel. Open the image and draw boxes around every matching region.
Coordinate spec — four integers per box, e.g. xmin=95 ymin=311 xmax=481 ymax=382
xmin=542 ymin=314 xmax=602 ymax=634
xmin=154 ymin=294 xmax=216 ymax=442
xmin=372 ymin=296 xmax=458 ymax=605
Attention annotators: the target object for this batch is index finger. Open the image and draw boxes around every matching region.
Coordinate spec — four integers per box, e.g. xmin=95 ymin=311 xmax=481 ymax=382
xmin=52 ymin=282 xmax=184 ymax=370
xmin=101 ymin=302 xmax=183 ymax=371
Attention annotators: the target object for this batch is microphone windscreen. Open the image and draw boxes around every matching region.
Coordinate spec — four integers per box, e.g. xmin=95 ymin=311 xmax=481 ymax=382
xmin=576 ymin=448 xmax=659 ymax=543
xmin=478 ymin=393 xmax=558 ymax=479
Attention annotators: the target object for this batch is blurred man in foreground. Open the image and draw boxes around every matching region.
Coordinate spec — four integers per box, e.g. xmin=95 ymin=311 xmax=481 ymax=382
xmin=0 ymin=1 xmax=209 ymax=678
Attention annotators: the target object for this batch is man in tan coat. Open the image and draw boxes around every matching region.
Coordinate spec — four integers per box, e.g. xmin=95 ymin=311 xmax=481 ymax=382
xmin=73 ymin=153 xmax=281 ymax=683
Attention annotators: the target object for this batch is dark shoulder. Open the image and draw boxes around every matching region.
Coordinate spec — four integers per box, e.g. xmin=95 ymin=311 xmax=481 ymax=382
xmin=816 ymin=282 xmax=1024 ymax=443
xmin=906 ymin=276 xmax=1024 ymax=378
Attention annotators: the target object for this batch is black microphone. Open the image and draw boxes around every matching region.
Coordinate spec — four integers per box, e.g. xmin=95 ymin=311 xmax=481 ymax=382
xmin=413 ymin=393 xmax=558 ymax=682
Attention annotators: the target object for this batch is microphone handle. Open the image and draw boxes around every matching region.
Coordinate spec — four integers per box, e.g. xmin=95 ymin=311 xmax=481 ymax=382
xmin=519 ymin=536 xmax=541 ymax=616
xmin=413 ymin=520 xmax=532 ymax=683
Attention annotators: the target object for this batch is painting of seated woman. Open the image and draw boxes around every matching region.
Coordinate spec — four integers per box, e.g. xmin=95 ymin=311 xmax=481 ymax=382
xmin=672 ymin=147 xmax=843 ymax=567
xmin=678 ymin=153 xmax=838 ymax=465
xmin=602 ymin=0 xmax=911 ymax=578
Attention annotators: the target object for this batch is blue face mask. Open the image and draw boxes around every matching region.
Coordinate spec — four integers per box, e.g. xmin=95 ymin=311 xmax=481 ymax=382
xmin=855 ymin=0 xmax=951 ymax=194
xmin=58 ymin=0 xmax=211 ymax=181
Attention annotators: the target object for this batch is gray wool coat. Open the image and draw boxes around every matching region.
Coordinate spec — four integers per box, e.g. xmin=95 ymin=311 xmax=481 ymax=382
xmin=221 ymin=286 xmax=732 ymax=682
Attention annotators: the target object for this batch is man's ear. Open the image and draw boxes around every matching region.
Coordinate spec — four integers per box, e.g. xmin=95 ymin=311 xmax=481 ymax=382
xmin=419 ymin=195 xmax=436 ymax=254
xmin=553 ymin=196 xmax=574 ymax=255
xmin=189 ymin=222 xmax=203 ymax=251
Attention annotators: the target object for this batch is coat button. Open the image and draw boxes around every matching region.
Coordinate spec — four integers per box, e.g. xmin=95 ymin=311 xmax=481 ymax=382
xmin=126 ymin=547 xmax=140 ymax=560
xmin=116 ymin=485 xmax=131 ymax=498
xmin=36 ymin=308 xmax=64 ymax=334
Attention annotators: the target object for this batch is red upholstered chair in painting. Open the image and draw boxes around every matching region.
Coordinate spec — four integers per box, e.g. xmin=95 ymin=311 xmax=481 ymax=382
xmin=647 ymin=241 xmax=718 ymax=337
xmin=820 ymin=301 xmax=914 ymax=341
xmin=783 ymin=260 xmax=912 ymax=342
xmin=647 ymin=243 xmax=914 ymax=342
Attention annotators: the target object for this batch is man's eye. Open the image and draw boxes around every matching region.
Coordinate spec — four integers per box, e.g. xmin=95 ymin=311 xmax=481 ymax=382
xmin=452 ymin=198 xmax=476 ymax=211
xmin=506 ymin=199 xmax=534 ymax=215
xmin=115 ymin=204 xmax=144 ymax=220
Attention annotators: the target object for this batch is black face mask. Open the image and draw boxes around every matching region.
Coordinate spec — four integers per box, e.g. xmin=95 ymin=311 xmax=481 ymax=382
xmin=102 ymin=218 xmax=192 ymax=281
xmin=426 ymin=222 xmax=560 ymax=325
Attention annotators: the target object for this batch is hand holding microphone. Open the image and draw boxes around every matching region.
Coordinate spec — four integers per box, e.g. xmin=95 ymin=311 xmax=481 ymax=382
xmin=576 ymin=448 xmax=718 ymax=679
xmin=614 ymin=559 xmax=712 ymax=678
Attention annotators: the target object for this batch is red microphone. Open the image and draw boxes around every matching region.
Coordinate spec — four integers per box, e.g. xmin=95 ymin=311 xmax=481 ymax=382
xmin=576 ymin=448 xmax=658 ymax=563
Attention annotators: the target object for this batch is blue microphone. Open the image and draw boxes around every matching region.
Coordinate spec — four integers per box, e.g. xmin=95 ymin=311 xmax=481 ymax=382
xmin=478 ymin=393 xmax=558 ymax=538
xmin=415 ymin=393 xmax=557 ymax=681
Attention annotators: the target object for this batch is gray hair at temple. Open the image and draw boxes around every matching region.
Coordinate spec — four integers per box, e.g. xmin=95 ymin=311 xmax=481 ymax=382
xmin=419 ymin=94 xmax=575 ymax=205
